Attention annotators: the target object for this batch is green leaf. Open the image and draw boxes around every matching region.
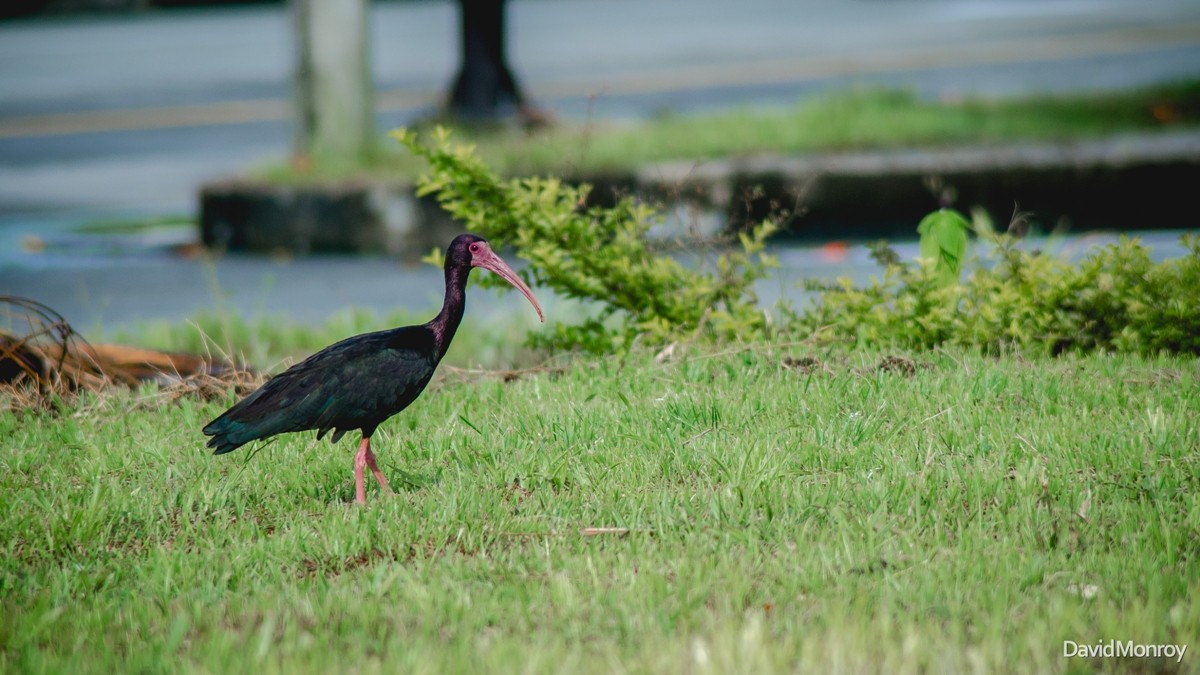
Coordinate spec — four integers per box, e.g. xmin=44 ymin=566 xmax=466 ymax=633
xmin=917 ymin=208 xmax=970 ymax=287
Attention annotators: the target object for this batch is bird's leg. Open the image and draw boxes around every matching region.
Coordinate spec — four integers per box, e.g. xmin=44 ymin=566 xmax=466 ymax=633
xmin=363 ymin=440 xmax=393 ymax=496
xmin=353 ymin=436 xmax=370 ymax=505
xmin=353 ymin=435 xmax=392 ymax=504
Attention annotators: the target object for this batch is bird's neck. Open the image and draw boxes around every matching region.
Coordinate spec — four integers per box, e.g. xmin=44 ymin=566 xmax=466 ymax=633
xmin=429 ymin=262 xmax=469 ymax=361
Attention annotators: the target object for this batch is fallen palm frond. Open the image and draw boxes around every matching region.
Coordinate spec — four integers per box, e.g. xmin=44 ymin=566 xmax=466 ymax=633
xmin=0 ymin=295 xmax=256 ymax=409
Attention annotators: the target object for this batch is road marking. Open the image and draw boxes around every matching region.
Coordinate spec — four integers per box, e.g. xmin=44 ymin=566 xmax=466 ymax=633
xmin=1 ymin=21 xmax=1198 ymax=140
xmin=545 ymin=22 xmax=1200 ymax=98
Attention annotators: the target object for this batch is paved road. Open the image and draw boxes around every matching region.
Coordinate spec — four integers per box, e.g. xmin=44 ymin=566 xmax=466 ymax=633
xmin=1 ymin=229 xmax=1190 ymax=334
xmin=2 ymin=0 xmax=1199 ymax=215
xmin=1 ymin=0 xmax=1198 ymax=330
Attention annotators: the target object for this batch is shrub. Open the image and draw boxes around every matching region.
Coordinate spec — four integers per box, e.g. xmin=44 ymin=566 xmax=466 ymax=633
xmin=395 ymin=127 xmax=1197 ymax=357
xmin=393 ymin=127 xmax=778 ymax=353
xmin=795 ymin=230 xmax=1200 ymax=356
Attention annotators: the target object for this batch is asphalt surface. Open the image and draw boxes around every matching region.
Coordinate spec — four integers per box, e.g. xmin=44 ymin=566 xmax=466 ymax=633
xmin=1 ymin=0 xmax=1198 ymax=330
xmin=1 ymin=229 xmax=1191 ymax=334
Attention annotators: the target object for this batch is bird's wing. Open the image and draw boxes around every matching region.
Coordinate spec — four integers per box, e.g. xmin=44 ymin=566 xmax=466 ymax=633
xmin=203 ymin=327 xmax=438 ymax=454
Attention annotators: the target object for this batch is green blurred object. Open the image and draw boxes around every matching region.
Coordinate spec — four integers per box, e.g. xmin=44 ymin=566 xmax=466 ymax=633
xmin=917 ymin=208 xmax=971 ymax=287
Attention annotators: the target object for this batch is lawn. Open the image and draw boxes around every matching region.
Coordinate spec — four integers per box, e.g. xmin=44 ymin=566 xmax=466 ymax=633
xmin=2 ymin=341 xmax=1197 ymax=674
xmin=259 ymin=79 xmax=1200 ymax=184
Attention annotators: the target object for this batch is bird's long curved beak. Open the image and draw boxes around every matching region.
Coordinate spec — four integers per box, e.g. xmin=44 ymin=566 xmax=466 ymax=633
xmin=471 ymin=243 xmax=545 ymax=322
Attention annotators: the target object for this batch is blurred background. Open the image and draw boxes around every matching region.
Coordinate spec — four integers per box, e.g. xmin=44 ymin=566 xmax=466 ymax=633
xmin=1 ymin=0 xmax=1198 ymax=331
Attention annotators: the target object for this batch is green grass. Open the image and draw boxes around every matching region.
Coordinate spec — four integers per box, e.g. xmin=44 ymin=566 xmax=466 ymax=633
xmin=260 ymin=80 xmax=1200 ymax=184
xmin=2 ymin=343 xmax=1198 ymax=673
xmin=111 ymin=305 xmax=548 ymax=372
xmin=73 ymin=215 xmax=194 ymax=236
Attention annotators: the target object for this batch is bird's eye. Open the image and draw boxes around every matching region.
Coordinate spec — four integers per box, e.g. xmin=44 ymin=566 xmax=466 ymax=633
xmin=469 ymin=243 xmax=480 ymax=253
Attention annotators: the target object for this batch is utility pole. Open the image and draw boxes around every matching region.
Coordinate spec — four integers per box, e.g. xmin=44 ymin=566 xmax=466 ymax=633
xmin=292 ymin=0 xmax=374 ymax=161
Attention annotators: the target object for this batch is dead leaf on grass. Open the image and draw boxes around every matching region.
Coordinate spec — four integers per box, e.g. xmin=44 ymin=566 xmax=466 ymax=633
xmin=781 ymin=355 xmax=828 ymax=375
xmin=877 ymin=355 xmax=918 ymax=377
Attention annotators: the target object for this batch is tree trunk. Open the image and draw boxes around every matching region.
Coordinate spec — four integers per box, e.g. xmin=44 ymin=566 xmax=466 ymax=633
xmin=292 ymin=0 xmax=374 ymax=160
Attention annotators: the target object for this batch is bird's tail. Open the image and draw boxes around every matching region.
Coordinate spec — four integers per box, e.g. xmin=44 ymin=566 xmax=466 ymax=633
xmin=203 ymin=416 xmax=256 ymax=455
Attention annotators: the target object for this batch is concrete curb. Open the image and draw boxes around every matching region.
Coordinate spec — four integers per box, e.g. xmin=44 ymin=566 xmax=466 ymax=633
xmin=199 ymin=130 xmax=1200 ymax=255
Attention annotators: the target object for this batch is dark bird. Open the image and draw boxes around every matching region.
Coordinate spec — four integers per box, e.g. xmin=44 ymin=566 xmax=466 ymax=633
xmin=203 ymin=234 xmax=544 ymax=504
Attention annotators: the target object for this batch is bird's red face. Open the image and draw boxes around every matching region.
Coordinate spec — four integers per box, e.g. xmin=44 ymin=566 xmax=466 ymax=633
xmin=468 ymin=240 xmax=545 ymax=322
